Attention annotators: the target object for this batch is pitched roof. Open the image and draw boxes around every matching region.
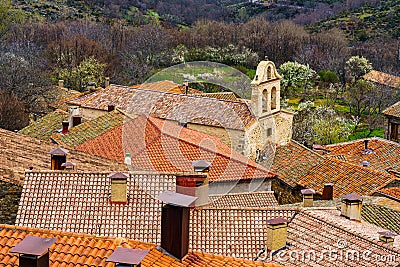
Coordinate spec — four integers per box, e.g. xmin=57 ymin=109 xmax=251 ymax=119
xmin=379 ymin=187 xmax=400 ymax=202
xmin=298 ymin=157 xmax=394 ymax=198
xmin=196 ymin=92 xmax=239 ymax=101
xmin=0 ymin=129 xmax=127 ymax=186
xmin=52 ymin=110 xmax=125 ymax=147
xmin=67 ymin=84 xmax=256 ymax=130
xmin=324 ymin=137 xmax=400 ymax=173
xmin=74 ymin=115 xmax=274 ymax=182
xmin=268 ymin=140 xmax=325 ymax=187
xmin=0 ymin=224 xmax=280 ymax=267
xmin=362 ymin=204 xmax=400 ymax=234
xmin=18 ymin=109 xmax=69 ymax=140
xmin=208 ymin=191 xmax=278 ymax=208
xmin=363 ymin=70 xmax=400 ymax=88
xmin=383 ymin=101 xmax=400 ymax=117
xmin=131 ymin=80 xmax=204 ymax=94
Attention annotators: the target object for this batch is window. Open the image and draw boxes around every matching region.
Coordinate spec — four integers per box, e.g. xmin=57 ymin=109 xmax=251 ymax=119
xmin=267 ymin=128 xmax=272 ymax=137
xmin=267 ymin=66 xmax=272 ymax=80
xmin=271 ymin=87 xmax=277 ymax=110
xmin=262 ymin=89 xmax=268 ymax=112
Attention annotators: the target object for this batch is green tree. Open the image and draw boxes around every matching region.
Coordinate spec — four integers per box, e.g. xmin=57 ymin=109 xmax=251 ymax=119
xmin=279 ymin=61 xmax=316 ymax=98
xmin=345 ymin=56 xmax=372 ymax=83
xmin=58 ymin=56 xmax=106 ymax=91
xmin=0 ymin=0 xmax=24 ymax=38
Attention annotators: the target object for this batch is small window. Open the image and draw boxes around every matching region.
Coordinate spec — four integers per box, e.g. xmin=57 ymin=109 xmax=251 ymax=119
xmin=271 ymin=87 xmax=277 ymax=110
xmin=262 ymin=89 xmax=268 ymax=112
xmin=267 ymin=66 xmax=272 ymax=80
xmin=267 ymin=128 xmax=272 ymax=136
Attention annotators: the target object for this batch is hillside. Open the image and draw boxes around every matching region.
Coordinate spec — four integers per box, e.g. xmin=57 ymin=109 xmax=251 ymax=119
xmin=310 ymin=0 xmax=400 ymax=40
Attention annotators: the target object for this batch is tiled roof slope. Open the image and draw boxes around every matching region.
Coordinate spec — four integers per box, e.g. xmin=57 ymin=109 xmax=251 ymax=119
xmin=362 ymin=204 xmax=400 ymax=234
xmin=324 ymin=137 xmax=400 ymax=173
xmin=52 ymin=110 xmax=125 ymax=147
xmin=379 ymin=187 xmax=400 ymax=201
xmin=0 ymin=224 xmax=280 ymax=267
xmin=197 ymin=92 xmax=239 ymax=101
xmin=67 ymin=84 xmax=256 ymax=130
xmin=0 ymin=129 xmax=126 ymax=186
xmin=18 ymin=109 xmax=68 ymax=141
xmin=209 ymin=191 xmax=278 ymax=208
xmin=364 ymin=70 xmax=400 ymax=88
xmin=269 ymin=140 xmax=324 ymax=187
xmin=383 ymin=101 xmax=400 ymax=117
xmin=75 ymin=115 xmax=274 ymax=182
xmin=131 ymin=80 xmax=204 ymax=94
xmin=298 ymin=157 xmax=394 ymax=197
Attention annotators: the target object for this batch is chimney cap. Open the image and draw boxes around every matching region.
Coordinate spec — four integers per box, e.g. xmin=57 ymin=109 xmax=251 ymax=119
xmin=192 ymin=160 xmax=211 ymax=172
xmin=109 ymin=172 xmax=128 ymax=179
xmin=156 ymin=190 xmax=197 ymax=207
xmin=106 ymin=247 xmax=150 ymax=265
xmin=10 ymin=236 xmax=57 ymax=256
xmin=378 ymin=231 xmax=398 ymax=238
xmin=88 ymin=81 xmax=96 ymax=86
xmin=301 ymin=188 xmax=316 ymax=195
xmin=61 ymin=162 xmax=76 ymax=167
xmin=267 ymin=217 xmax=289 ymax=226
xmin=341 ymin=192 xmax=363 ymax=201
xmin=49 ymin=147 xmax=69 ymax=155
xmin=324 ymin=183 xmax=334 ymax=186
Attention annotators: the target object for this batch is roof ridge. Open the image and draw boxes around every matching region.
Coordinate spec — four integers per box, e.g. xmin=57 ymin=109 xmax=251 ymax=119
xmin=209 ymin=191 xmax=275 ymax=197
xmin=290 ymin=139 xmax=325 ymax=159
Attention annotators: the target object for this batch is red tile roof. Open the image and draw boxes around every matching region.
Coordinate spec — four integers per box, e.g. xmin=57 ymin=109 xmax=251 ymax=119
xmin=75 ymin=115 xmax=275 ymax=182
xmin=324 ymin=137 xmax=400 ymax=173
xmin=208 ymin=191 xmax=278 ymax=208
xmin=379 ymin=187 xmax=400 ymax=201
xmin=383 ymin=101 xmax=400 ymax=118
xmin=67 ymin=84 xmax=256 ymax=130
xmin=363 ymin=70 xmax=400 ymax=88
xmin=0 ymin=224 xmax=280 ymax=267
xmin=131 ymin=80 xmax=204 ymax=94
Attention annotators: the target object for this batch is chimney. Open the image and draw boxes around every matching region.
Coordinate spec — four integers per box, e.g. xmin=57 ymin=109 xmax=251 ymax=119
xmin=87 ymin=82 xmax=96 ymax=91
xmin=157 ymin=191 xmax=197 ymax=260
xmin=10 ymin=236 xmax=57 ymax=267
xmin=68 ymin=106 xmax=80 ymax=128
xmin=183 ymin=80 xmax=189 ymax=95
xmin=105 ymin=77 xmax=110 ymax=88
xmin=378 ymin=231 xmax=397 ymax=245
xmin=110 ymin=172 xmax=128 ymax=204
xmin=362 ymin=160 xmax=370 ymax=167
xmin=321 ymin=183 xmax=334 ymax=200
xmin=72 ymin=115 xmax=82 ymax=127
xmin=301 ymin=188 xmax=315 ymax=207
xmin=176 ymin=171 xmax=208 ymax=207
xmin=364 ymin=139 xmax=369 ymax=150
xmin=58 ymin=80 xmax=64 ymax=88
xmin=266 ymin=217 xmax=289 ymax=252
xmin=49 ymin=148 xmax=68 ymax=170
xmin=61 ymin=121 xmax=69 ymax=135
xmin=61 ymin=162 xmax=76 ymax=171
xmin=124 ymin=153 xmax=132 ymax=165
xmin=108 ymin=104 xmax=115 ymax=112
xmin=178 ymin=121 xmax=188 ymax=127
xmin=106 ymin=247 xmax=149 ymax=267
xmin=341 ymin=192 xmax=363 ymax=222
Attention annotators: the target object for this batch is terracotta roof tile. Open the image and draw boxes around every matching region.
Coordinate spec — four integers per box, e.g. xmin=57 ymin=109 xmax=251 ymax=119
xmin=131 ymin=80 xmax=204 ymax=94
xmin=196 ymin=92 xmax=239 ymax=102
xmin=18 ymin=110 xmax=69 ymax=141
xmin=362 ymin=204 xmax=400 ymax=234
xmin=0 ymin=128 xmax=127 ymax=186
xmin=0 ymin=224 xmax=280 ymax=267
xmin=73 ymin=114 xmax=274 ymax=182
xmin=209 ymin=191 xmax=278 ymax=208
xmin=364 ymin=70 xmax=400 ymax=89
xmin=379 ymin=187 xmax=400 ymax=202
xmin=67 ymin=84 xmax=256 ymax=130
xmin=383 ymin=101 xmax=400 ymax=117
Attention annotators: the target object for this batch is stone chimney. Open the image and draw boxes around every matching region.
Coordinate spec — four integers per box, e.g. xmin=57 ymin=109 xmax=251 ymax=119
xmin=321 ymin=183 xmax=334 ymax=200
xmin=110 ymin=172 xmax=128 ymax=204
xmin=61 ymin=121 xmax=69 ymax=135
xmin=49 ymin=148 xmax=68 ymax=170
xmin=266 ymin=217 xmax=289 ymax=252
xmin=176 ymin=170 xmax=208 ymax=207
xmin=10 ymin=236 xmax=57 ymax=267
xmin=105 ymin=77 xmax=110 ymax=88
xmin=378 ymin=231 xmax=397 ymax=245
xmin=157 ymin=191 xmax=197 ymax=260
xmin=58 ymin=80 xmax=64 ymax=88
xmin=341 ymin=192 xmax=363 ymax=221
xmin=106 ymin=247 xmax=149 ymax=266
xmin=301 ymin=188 xmax=315 ymax=207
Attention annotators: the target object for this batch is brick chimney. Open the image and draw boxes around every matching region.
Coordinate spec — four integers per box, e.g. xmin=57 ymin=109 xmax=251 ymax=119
xmin=266 ymin=217 xmax=289 ymax=252
xmin=106 ymin=247 xmax=149 ymax=267
xmin=61 ymin=121 xmax=69 ymax=135
xmin=341 ymin=192 xmax=363 ymax=221
xmin=110 ymin=172 xmax=128 ymax=204
xmin=10 ymin=236 xmax=57 ymax=267
xmin=105 ymin=77 xmax=110 ymax=88
xmin=378 ymin=231 xmax=397 ymax=245
xmin=49 ymin=148 xmax=68 ymax=170
xmin=72 ymin=115 xmax=82 ymax=127
xmin=321 ymin=183 xmax=334 ymax=200
xmin=301 ymin=188 xmax=315 ymax=207
xmin=58 ymin=80 xmax=64 ymax=88
xmin=157 ymin=191 xmax=197 ymax=260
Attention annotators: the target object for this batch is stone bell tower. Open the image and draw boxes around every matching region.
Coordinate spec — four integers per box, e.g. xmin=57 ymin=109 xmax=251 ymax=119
xmin=250 ymin=60 xmax=281 ymax=118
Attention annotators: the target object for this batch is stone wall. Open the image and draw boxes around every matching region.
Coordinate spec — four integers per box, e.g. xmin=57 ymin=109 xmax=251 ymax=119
xmin=209 ymin=179 xmax=272 ymax=195
xmin=0 ymin=181 xmax=22 ymax=225
xmin=271 ymin=178 xmax=302 ymax=205
xmin=80 ymin=107 xmax=107 ymax=120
